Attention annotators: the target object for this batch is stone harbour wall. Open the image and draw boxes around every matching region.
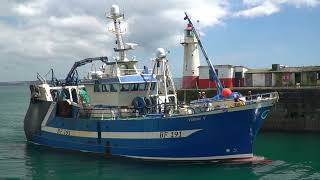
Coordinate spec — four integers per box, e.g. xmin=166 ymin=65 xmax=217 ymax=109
xmin=177 ymin=87 xmax=320 ymax=132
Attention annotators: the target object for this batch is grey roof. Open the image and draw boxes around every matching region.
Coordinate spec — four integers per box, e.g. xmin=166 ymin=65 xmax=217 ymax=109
xmin=198 ymin=64 xmax=320 ymax=73
xmin=245 ymin=68 xmax=272 ymax=74
xmin=198 ymin=65 xmax=248 ymax=68
xmin=246 ymin=66 xmax=320 ymax=74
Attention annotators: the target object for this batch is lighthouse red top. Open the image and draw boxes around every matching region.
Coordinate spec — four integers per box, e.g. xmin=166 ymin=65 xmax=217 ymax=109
xmin=186 ymin=23 xmax=193 ymax=30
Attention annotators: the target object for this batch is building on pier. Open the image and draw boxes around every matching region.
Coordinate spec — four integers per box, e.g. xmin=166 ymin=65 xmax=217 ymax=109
xmin=181 ymin=63 xmax=320 ymax=89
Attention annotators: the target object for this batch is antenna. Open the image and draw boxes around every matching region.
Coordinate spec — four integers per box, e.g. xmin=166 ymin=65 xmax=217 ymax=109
xmin=196 ymin=20 xmax=200 ymax=38
xmin=106 ymin=5 xmax=138 ymax=62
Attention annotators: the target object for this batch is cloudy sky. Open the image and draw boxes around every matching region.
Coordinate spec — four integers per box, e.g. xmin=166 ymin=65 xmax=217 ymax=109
xmin=0 ymin=0 xmax=319 ymax=82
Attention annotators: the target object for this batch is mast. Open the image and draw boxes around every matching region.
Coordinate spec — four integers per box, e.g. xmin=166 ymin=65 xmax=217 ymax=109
xmin=106 ymin=5 xmax=136 ymax=62
xmin=183 ymin=12 xmax=223 ymax=96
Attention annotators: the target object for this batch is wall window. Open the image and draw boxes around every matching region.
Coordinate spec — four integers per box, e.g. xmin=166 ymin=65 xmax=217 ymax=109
xmin=317 ymin=72 xmax=320 ymax=80
xmin=295 ymin=73 xmax=301 ymax=84
xmin=209 ymin=69 xmax=218 ymax=78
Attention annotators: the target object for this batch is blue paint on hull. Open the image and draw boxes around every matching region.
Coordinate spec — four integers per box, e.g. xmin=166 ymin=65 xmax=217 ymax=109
xmin=28 ymin=104 xmax=272 ymax=160
xmin=32 ymin=132 xmax=105 ymax=153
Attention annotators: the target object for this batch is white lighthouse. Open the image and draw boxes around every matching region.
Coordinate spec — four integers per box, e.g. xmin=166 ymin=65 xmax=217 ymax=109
xmin=181 ymin=24 xmax=200 ymax=89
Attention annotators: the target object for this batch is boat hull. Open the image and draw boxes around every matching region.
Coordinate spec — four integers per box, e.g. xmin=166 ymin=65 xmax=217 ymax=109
xmin=25 ymin=100 xmax=274 ymax=161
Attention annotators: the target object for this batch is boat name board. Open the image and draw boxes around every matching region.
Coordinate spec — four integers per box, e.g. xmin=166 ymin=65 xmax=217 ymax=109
xmin=187 ymin=117 xmax=203 ymax=122
xmin=159 ymin=131 xmax=182 ymax=139
xmin=57 ymin=128 xmax=71 ymax=136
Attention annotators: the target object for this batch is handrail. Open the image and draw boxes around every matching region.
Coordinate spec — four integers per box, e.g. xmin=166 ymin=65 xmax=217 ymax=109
xmin=36 ymin=73 xmax=46 ymax=84
xmin=189 ymin=92 xmax=279 ymax=106
xmin=244 ymin=92 xmax=279 ymax=103
xmin=74 ymin=92 xmax=279 ymax=119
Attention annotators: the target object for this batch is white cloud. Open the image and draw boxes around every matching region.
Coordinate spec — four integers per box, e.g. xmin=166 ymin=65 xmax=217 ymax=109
xmin=0 ymin=0 xmax=230 ymax=81
xmin=0 ymin=0 xmax=319 ymax=81
xmin=13 ymin=0 xmax=46 ymax=16
xmin=235 ymin=0 xmax=320 ymax=17
xmin=235 ymin=1 xmax=279 ymax=17
xmin=242 ymin=0 xmax=320 ymax=7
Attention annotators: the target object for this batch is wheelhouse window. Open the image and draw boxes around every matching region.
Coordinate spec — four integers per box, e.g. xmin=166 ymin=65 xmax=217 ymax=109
xmin=120 ymin=64 xmax=129 ymax=75
xmin=140 ymin=83 xmax=156 ymax=91
xmin=120 ymin=84 xmax=130 ymax=91
xmin=139 ymin=83 xmax=146 ymax=91
xmin=94 ymin=83 xmax=118 ymax=93
xmin=151 ymin=83 xmax=156 ymax=90
xmin=110 ymin=84 xmax=118 ymax=92
xmin=50 ymin=89 xmax=59 ymax=101
xmin=101 ymin=84 xmax=109 ymax=92
xmin=94 ymin=80 xmax=101 ymax=92
xmin=62 ymin=88 xmax=70 ymax=99
xmin=130 ymin=83 xmax=139 ymax=91
xmin=71 ymin=88 xmax=78 ymax=103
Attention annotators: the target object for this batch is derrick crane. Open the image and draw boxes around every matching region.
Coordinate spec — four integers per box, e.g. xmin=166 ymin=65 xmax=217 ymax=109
xmin=184 ymin=12 xmax=223 ymax=96
xmin=65 ymin=56 xmax=108 ymax=85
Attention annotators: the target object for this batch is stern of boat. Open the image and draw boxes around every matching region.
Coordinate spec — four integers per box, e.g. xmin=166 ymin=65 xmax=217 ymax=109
xmin=24 ymin=84 xmax=55 ymax=141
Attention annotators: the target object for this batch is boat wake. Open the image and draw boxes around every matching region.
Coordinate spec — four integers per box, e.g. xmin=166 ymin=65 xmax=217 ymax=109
xmin=219 ymin=156 xmax=272 ymax=165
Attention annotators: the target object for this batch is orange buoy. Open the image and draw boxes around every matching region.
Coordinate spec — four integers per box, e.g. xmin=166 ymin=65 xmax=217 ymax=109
xmin=222 ymin=88 xmax=232 ymax=97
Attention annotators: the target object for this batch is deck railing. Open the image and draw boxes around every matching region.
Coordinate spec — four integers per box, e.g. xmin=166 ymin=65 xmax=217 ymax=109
xmin=65 ymin=92 xmax=279 ymax=120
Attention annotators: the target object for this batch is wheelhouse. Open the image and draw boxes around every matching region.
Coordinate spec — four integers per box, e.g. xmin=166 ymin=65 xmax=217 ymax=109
xmin=80 ymin=61 xmax=157 ymax=106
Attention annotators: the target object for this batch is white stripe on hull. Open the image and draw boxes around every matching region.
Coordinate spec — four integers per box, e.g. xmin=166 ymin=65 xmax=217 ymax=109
xmin=122 ymin=153 xmax=254 ymax=161
xmin=41 ymin=126 xmax=201 ymax=139
xmin=101 ymin=129 xmax=201 ymax=139
xmin=42 ymin=126 xmax=98 ymax=138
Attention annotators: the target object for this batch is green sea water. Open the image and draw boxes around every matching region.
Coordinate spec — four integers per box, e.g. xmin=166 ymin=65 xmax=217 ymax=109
xmin=1 ymin=85 xmax=320 ymax=180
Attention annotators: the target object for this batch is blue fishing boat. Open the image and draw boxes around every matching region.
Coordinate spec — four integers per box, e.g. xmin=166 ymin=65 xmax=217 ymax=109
xmin=24 ymin=5 xmax=278 ymax=161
